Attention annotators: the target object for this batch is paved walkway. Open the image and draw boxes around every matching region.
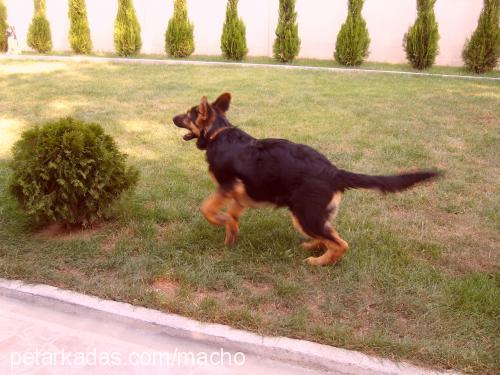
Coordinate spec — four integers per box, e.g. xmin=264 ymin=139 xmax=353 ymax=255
xmin=0 ymin=279 xmax=458 ymax=375
xmin=0 ymin=293 xmax=329 ymax=375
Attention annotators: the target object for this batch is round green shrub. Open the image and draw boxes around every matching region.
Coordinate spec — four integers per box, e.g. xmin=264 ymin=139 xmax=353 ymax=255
xmin=9 ymin=118 xmax=139 ymax=227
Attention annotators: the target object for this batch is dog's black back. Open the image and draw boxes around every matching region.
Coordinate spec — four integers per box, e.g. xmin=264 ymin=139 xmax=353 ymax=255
xmin=207 ymin=127 xmax=342 ymax=207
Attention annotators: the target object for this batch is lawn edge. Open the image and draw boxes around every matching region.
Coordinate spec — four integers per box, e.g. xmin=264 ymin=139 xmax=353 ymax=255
xmin=0 ymin=278 xmax=461 ymax=375
xmin=1 ymin=54 xmax=499 ymax=81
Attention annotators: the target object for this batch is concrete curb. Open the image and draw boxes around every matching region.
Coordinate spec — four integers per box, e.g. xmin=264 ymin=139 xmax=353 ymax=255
xmin=0 ymin=278 xmax=460 ymax=375
xmin=1 ymin=54 xmax=499 ymax=81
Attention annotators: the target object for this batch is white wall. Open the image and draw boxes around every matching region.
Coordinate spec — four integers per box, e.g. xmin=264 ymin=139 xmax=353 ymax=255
xmin=86 ymin=0 xmax=117 ymax=52
xmin=434 ymin=0 xmax=483 ymax=65
xmin=4 ymin=0 xmax=484 ymax=66
xmin=364 ymin=0 xmax=416 ymax=63
xmin=296 ymin=0 xmax=346 ymax=59
xmin=4 ymin=0 xmax=32 ymax=52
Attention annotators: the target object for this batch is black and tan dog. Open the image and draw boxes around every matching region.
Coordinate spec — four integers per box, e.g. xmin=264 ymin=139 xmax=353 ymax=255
xmin=172 ymin=93 xmax=439 ymax=266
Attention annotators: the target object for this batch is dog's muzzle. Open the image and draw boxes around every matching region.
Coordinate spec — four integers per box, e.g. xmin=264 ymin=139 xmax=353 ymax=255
xmin=172 ymin=115 xmax=196 ymax=141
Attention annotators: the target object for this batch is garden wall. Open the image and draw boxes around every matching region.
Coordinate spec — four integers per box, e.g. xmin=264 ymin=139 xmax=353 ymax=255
xmin=5 ymin=0 xmax=483 ymax=66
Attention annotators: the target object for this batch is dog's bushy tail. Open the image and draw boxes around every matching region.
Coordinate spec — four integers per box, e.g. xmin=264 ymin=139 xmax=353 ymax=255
xmin=337 ymin=169 xmax=441 ymax=193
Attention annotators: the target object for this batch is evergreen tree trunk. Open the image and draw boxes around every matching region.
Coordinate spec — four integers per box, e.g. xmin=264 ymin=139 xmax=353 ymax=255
xmin=221 ymin=0 xmax=247 ymax=60
xmin=403 ymin=0 xmax=440 ymax=70
xmin=462 ymin=0 xmax=499 ymax=73
xmin=0 ymin=0 xmax=7 ymax=52
xmin=27 ymin=0 xmax=52 ymax=53
xmin=68 ymin=0 xmax=92 ymax=54
xmin=273 ymin=0 xmax=300 ymax=63
xmin=114 ymin=0 xmax=142 ymax=57
xmin=165 ymin=0 xmax=195 ymax=57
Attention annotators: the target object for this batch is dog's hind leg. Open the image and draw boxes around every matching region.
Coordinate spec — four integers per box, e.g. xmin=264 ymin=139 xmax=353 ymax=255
xmin=301 ymin=239 xmax=325 ymax=251
xmin=304 ymin=225 xmax=348 ymax=266
xmin=291 ymin=198 xmax=348 ymax=266
xmin=301 ymin=191 xmax=347 ymax=264
xmin=291 ymin=213 xmax=325 ymax=250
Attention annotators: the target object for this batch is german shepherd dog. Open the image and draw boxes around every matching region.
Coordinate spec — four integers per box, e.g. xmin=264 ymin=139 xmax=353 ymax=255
xmin=172 ymin=93 xmax=439 ymax=266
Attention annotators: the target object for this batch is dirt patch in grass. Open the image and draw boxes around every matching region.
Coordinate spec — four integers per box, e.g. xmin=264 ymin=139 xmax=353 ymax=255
xmin=243 ymin=280 xmax=273 ymax=295
xmin=193 ymin=289 xmax=227 ymax=305
xmin=242 ymin=281 xmax=295 ymax=321
xmin=154 ymin=223 xmax=179 ymax=241
xmin=34 ymin=222 xmax=107 ymax=241
xmin=151 ymin=278 xmax=180 ymax=299
xmin=343 ymin=283 xmax=379 ymax=339
xmin=432 ymin=212 xmax=499 ymax=273
xmin=259 ymin=301 xmax=293 ymax=321
xmin=102 ymin=226 xmax=135 ymax=252
xmin=388 ymin=207 xmax=499 ymax=274
xmin=55 ymin=267 xmax=87 ymax=287
xmin=101 ymin=235 xmax=118 ymax=252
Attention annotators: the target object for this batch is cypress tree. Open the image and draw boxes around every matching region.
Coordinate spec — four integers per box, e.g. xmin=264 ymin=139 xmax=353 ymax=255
xmin=68 ymin=0 xmax=92 ymax=54
xmin=27 ymin=0 xmax=52 ymax=53
xmin=403 ymin=0 xmax=440 ymax=70
xmin=462 ymin=0 xmax=500 ymax=73
xmin=165 ymin=0 xmax=194 ymax=58
xmin=0 ymin=0 xmax=7 ymax=52
xmin=334 ymin=0 xmax=370 ymax=66
xmin=273 ymin=0 xmax=300 ymax=63
xmin=221 ymin=0 xmax=247 ymax=60
xmin=114 ymin=0 xmax=142 ymax=57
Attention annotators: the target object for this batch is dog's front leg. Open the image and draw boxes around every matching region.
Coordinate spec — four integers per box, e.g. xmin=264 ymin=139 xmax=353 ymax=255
xmin=200 ymin=191 xmax=239 ymax=245
xmin=224 ymin=200 xmax=245 ymax=246
xmin=201 ymin=191 xmax=230 ymax=226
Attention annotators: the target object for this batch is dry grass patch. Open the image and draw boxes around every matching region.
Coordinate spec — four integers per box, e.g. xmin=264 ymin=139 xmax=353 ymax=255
xmin=386 ymin=206 xmax=499 ymax=274
xmin=34 ymin=222 xmax=107 ymax=241
xmin=154 ymin=222 xmax=181 ymax=241
xmin=101 ymin=226 xmax=135 ymax=252
xmin=193 ymin=289 xmax=227 ymax=305
xmin=242 ymin=280 xmax=273 ymax=295
xmin=151 ymin=278 xmax=180 ymax=299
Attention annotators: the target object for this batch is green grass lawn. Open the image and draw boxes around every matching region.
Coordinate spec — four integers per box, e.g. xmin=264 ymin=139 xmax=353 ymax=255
xmin=0 ymin=60 xmax=498 ymax=374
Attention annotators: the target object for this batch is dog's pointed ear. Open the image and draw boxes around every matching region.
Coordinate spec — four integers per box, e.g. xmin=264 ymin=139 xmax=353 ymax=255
xmin=199 ymin=96 xmax=209 ymax=120
xmin=212 ymin=93 xmax=231 ymax=113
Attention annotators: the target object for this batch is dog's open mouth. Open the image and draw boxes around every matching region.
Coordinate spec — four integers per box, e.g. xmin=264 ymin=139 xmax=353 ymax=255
xmin=172 ymin=115 xmax=197 ymax=141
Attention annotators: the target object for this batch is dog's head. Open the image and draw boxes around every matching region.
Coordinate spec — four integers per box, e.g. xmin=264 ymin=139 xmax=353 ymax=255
xmin=172 ymin=93 xmax=232 ymax=144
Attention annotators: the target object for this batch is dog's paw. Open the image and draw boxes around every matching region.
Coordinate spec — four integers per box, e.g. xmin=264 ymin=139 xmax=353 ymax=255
xmin=303 ymin=256 xmax=320 ymax=266
xmin=224 ymin=229 xmax=238 ymax=246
